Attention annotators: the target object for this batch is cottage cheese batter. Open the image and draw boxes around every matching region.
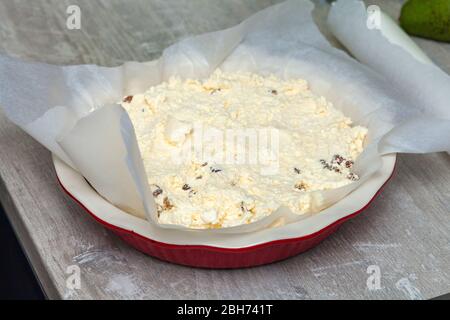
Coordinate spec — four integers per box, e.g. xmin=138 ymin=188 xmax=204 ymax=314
xmin=122 ymin=70 xmax=367 ymax=229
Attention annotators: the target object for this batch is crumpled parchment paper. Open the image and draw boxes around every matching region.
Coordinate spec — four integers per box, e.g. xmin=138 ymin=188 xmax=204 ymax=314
xmin=0 ymin=0 xmax=449 ymax=234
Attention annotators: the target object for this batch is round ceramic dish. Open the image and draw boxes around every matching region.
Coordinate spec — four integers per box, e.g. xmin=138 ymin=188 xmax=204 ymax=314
xmin=54 ymin=153 xmax=396 ymax=268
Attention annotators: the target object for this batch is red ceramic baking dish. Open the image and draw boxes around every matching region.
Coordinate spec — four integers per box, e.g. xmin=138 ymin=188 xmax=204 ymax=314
xmin=54 ymin=153 xmax=396 ymax=268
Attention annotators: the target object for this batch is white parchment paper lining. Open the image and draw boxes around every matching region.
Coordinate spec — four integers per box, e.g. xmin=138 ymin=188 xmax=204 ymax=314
xmin=0 ymin=0 xmax=449 ymax=234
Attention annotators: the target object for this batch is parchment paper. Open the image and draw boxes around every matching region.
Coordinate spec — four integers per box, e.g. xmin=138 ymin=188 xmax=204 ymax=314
xmin=328 ymin=0 xmax=450 ymax=155
xmin=0 ymin=0 xmax=449 ymax=234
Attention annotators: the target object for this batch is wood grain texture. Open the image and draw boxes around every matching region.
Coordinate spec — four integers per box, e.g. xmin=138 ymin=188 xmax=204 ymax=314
xmin=0 ymin=0 xmax=449 ymax=300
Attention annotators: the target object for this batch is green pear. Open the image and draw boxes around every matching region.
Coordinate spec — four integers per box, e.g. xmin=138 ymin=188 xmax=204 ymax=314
xmin=400 ymin=0 xmax=450 ymax=42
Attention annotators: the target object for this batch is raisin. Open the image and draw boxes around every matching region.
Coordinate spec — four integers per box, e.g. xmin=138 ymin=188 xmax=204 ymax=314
xmin=210 ymin=88 xmax=221 ymax=95
xmin=333 ymin=154 xmax=345 ymax=165
xmin=151 ymin=184 xmax=163 ymax=197
xmin=295 ymin=182 xmax=307 ymax=191
xmin=319 ymin=159 xmax=330 ymax=169
xmin=345 ymin=160 xmax=354 ymax=168
xmin=163 ymin=197 xmax=174 ymax=210
xmin=152 ymin=188 xmax=163 ymax=197
xmin=123 ymin=95 xmax=133 ymax=103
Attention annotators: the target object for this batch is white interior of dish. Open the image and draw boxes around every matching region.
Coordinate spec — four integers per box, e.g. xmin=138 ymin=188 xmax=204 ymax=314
xmin=53 ymin=153 xmax=396 ymax=248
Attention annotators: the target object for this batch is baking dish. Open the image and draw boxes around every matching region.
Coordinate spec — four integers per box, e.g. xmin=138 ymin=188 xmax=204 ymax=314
xmin=54 ymin=153 xmax=396 ymax=268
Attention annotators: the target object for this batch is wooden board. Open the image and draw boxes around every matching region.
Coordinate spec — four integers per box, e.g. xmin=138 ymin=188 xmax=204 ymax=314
xmin=0 ymin=0 xmax=449 ymax=299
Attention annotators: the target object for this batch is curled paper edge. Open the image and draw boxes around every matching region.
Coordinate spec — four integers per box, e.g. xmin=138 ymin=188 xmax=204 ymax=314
xmin=330 ymin=0 xmax=432 ymax=65
xmin=327 ymin=0 xmax=450 ymax=157
xmin=58 ymin=104 xmax=156 ymax=220
xmin=327 ymin=0 xmax=450 ymax=121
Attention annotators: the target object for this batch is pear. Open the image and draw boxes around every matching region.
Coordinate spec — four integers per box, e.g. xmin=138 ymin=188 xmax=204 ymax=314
xmin=400 ymin=0 xmax=450 ymax=42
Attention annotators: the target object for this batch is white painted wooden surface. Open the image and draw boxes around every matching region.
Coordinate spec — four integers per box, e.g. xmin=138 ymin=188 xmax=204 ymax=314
xmin=0 ymin=0 xmax=449 ymax=300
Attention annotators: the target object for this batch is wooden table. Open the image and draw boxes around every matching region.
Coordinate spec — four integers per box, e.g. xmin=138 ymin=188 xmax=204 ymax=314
xmin=0 ymin=0 xmax=449 ymax=300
